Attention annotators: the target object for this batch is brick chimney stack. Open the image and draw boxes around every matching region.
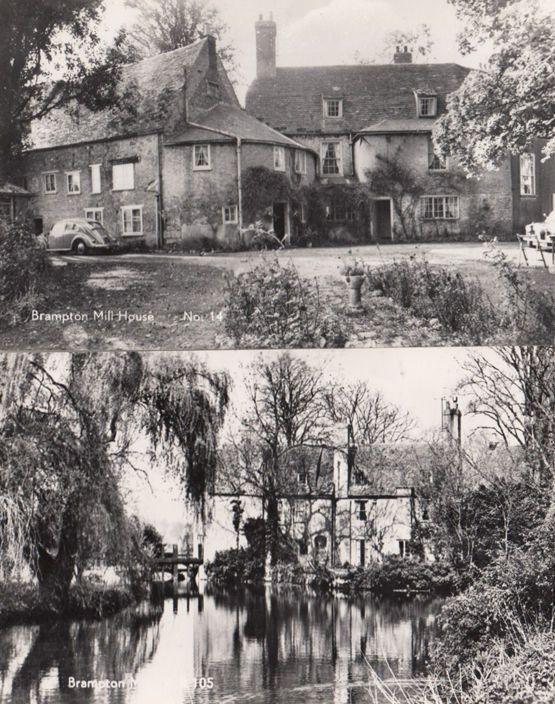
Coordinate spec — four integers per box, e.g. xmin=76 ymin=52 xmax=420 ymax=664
xmin=255 ymin=13 xmax=277 ymax=78
xmin=394 ymin=46 xmax=413 ymax=64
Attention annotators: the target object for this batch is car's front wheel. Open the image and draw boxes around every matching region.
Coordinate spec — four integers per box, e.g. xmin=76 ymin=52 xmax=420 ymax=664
xmin=72 ymin=239 xmax=88 ymax=255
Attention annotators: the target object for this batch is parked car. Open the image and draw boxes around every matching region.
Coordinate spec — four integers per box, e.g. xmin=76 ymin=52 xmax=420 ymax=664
xmin=47 ymin=218 xmax=122 ymax=254
xmin=522 ymin=210 xmax=555 ymax=251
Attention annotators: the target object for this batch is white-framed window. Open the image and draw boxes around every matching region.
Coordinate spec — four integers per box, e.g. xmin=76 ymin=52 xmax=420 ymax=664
xmin=520 ymin=153 xmax=536 ymax=196
xmin=66 ymin=171 xmax=81 ymax=194
xmin=222 ymin=204 xmax=238 ymax=224
xmin=43 ymin=172 xmax=57 ymax=194
xmin=321 ymin=141 xmax=342 ymax=176
xmin=273 ymin=146 xmax=286 ymax=171
xmin=428 ymin=138 xmax=447 ymax=171
xmin=324 ymin=98 xmax=343 ymax=118
xmin=355 ymin=500 xmax=367 ymax=521
xmin=85 ymin=207 xmax=104 ymax=224
xmin=294 ymin=150 xmax=307 ymax=174
xmin=418 ymin=95 xmax=437 ymax=117
xmin=421 ymin=195 xmax=460 ymax=220
xmin=121 ymin=205 xmax=143 ymax=236
xmin=193 ymin=144 xmax=211 ymax=170
xmin=326 ymin=204 xmax=356 ymax=222
xmin=112 ymin=162 xmax=135 ymax=191
xmin=399 ymin=540 xmax=411 ymax=558
xmin=90 ymin=164 xmax=102 ymax=194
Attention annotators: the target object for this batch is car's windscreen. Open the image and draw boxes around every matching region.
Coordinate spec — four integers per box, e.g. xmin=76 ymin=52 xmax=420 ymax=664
xmin=89 ymin=224 xmax=109 ymax=236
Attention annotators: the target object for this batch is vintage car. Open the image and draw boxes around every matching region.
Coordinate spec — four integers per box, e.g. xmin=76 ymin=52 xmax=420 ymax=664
xmin=47 ymin=218 xmax=122 ymax=254
xmin=521 ymin=210 xmax=555 ymax=251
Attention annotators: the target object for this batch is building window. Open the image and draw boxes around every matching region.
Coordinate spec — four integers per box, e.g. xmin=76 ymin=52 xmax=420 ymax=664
xmin=112 ymin=162 xmax=135 ymax=191
xmin=294 ymin=150 xmax=307 ymax=174
xmin=399 ymin=540 xmax=411 ymax=558
xmin=193 ymin=144 xmax=211 ymax=171
xmin=122 ymin=205 xmax=143 ymax=236
xmin=297 ymin=539 xmax=308 ymax=556
xmin=418 ymin=95 xmax=437 ymax=117
xmin=326 ymin=204 xmax=356 ymax=222
xmin=222 ymin=204 xmax=238 ymax=224
xmin=520 ymin=153 xmax=536 ymax=196
xmin=421 ymin=195 xmax=460 ymax=220
xmin=321 ymin=142 xmax=342 ymax=176
xmin=324 ymin=98 xmax=343 ymax=118
xmin=428 ymin=139 xmax=447 ymax=171
xmin=85 ymin=208 xmax=104 ymax=224
xmin=314 ymin=534 xmax=327 ymax=551
xmin=356 ymin=500 xmax=367 ymax=521
xmin=66 ymin=171 xmax=81 ymax=194
xmin=273 ymin=146 xmax=286 ymax=171
xmin=43 ymin=172 xmax=57 ymax=194
xmin=90 ymin=164 xmax=101 ymax=194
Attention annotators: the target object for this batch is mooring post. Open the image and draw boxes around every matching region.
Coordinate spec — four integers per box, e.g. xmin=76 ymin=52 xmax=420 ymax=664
xmin=172 ymin=543 xmax=179 ymax=593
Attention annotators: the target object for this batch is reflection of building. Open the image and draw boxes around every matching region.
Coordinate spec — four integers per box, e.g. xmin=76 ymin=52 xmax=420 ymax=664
xmin=203 ymin=404 xmax=462 ymax=567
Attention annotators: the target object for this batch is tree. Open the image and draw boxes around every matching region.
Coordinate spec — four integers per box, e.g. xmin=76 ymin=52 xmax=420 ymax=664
xmin=355 ymin=24 xmax=434 ymax=64
xmin=126 ymin=0 xmax=235 ymax=71
xmin=0 ymin=0 xmax=132 ymax=179
xmin=434 ymin=0 xmax=555 ymax=173
xmin=0 ymin=352 xmax=230 ymax=603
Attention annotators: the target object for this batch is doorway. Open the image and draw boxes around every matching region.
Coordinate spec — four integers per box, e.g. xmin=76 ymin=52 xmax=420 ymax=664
xmin=374 ymin=199 xmax=392 ymax=241
xmin=33 ymin=217 xmax=44 ymax=235
xmin=273 ymin=202 xmax=286 ymax=239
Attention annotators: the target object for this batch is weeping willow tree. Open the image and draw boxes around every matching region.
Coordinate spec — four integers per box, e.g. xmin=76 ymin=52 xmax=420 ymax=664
xmin=0 ymin=352 xmax=230 ymax=604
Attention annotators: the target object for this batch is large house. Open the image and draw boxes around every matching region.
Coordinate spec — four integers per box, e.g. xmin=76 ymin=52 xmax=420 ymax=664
xmin=20 ymin=36 xmax=317 ymax=246
xmin=246 ymin=15 xmax=554 ymax=241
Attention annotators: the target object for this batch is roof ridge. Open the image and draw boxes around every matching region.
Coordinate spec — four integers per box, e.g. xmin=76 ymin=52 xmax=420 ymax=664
xmin=273 ymin=62 xmax=470 ymax=71
xmin=123 ymin=37 xmax=206 ymax=71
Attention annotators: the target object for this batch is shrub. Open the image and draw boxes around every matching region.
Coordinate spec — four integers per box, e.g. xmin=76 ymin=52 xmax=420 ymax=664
xmin=343 ymin=557 xmax=460 ymax=596
xmin=223 ymin=259 xmax=347 ymax=348
xmin=0 ymin=219 xmax=51 ymax=324
xmin=205 ymin=547 xmax=265 ymax=585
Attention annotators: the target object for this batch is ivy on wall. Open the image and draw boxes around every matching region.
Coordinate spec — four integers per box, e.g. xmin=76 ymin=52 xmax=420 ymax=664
xmin=242 ymin=166 xmax=293 ymax=224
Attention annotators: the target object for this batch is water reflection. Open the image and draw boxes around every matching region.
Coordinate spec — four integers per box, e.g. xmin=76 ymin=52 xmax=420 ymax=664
xmin=0 ymin=588 xmax=443 ymax=704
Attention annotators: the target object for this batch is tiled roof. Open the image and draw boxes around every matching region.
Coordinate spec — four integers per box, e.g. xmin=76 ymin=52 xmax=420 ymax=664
xmin=246 ymin=63 xmax=471 ymax=134
xmin=348 ymin=444 xmax=431 ymax=495
xmin=29 ymin=39 xmax=208 ymax=150
xmin=357 ymin=118 xmax=437 ymax=135
xmin=0 ymin=183 xmax=32 ymax=196
xmin=166 ymin=102 xmax=315 ymax=151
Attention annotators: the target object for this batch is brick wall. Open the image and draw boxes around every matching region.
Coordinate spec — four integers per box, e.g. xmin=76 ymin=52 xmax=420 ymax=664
xmin=23 ymin=133 xmax=161 ymax=246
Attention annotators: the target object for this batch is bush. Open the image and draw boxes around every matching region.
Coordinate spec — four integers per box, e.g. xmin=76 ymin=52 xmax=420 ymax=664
xmin=205 ymin=547 xmax=265 ymax=585
xmin=223 ymin=259 xmax=347 ymax=348
xmin=343 ymin=557 xmax=460 ymax=596
xmin=366 ymin=256 xmax=498 ymax=343
xmin=0 ymin=219 xmax=51 ymax=324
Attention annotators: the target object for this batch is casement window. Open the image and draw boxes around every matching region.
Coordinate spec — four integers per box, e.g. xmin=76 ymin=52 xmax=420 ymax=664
xmin=66 ymin=171 xmax=81 ymax=194
xmin=112 ymin=162 xmax=135 ymax=191
xmin=418 ymin=95 xmax=437 ymax=117
xmin=294 ymin=150 xmax=307 ymax=174
xmin=356 ymin=500 xmax=367 ymax=521
xmin=121 ymin=205 xmax=143 ymax=236
xmin=326 ymin=204 xmax=356 ymax=222
xmin=193 ymin=144 xmax=211 ymax=171
xmin=273 ymin=146 xmax=286 ymax=171
xmin=85 ymin=208 xmax=104 ymax=224
xmin=321 ymin=142 xmax=342 ymax=176
xmin=90 ymin=164 xmax=102 ymax=194
xmin=222 ymin=204 xmax=238 ymax=224
xmin=43 ymin=172 xmax=57 ymax=194
xmin=520 ymin=153 xmax=536 ymax=196
xmin=324 ymin=98 xmax=343 ymax=118
xmin=399 ymin=540 xmax=411 ymax=558
xmin=428 ymin=138 xmax=447 ymax=171
xmin=421 ymin=195 xmax=460 ymax=220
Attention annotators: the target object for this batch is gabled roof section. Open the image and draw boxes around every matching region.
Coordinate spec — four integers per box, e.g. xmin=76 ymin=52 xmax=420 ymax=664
xmin=166 ymin=102 xmax=316 ymax=151
xmin=0 ymin=183 xmax=32 ymax=196
xmin=357 ymin=118 xmax=437 ymax=136
xmin=29 ymin=38 xmax=234 ymax=151
xmin=246 ymin=63 xmax=471 ymax=134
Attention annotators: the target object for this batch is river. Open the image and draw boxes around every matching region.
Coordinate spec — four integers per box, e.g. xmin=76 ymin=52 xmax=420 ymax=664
xmin=0 ymin=587 xmax=444 ymax=704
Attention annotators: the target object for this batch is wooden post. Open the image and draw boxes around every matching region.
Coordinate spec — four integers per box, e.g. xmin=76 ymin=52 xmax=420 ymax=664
xmin=172 ymin=543 xmax=179 ymax=592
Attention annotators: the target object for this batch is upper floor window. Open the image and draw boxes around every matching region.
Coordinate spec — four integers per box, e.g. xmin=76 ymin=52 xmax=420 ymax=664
xmin=193 ymin=144 xmax=211 ymax=171
xmin=273 ymin=146 xmax=286 ymax=171
xmin=43 ymin=172 xmax=57 ymax=194
xmin=294 ymin=150 xmax=307 ymax=174
xmin=428 ymin=138 xmax=447 ymax=171
xmin=321 ymin=141 xmax=342 ymax=176
xmin=66 ymin=171 xmax=81 ymax=194
xmin=520 ymin=153 xmax=536 ymax=196
xmin=90 ymin=164 xmax=101 ymax=194
xmin=326 ymin=204 xmax=356 ymax=222
xmin=418 ymin=95 xmax=437 ymax=117
xmin=355 ymin=500 xmax=367 ymax=521
xmin=421 ymin=195 xmax=460 ymax=220
xmin=324 ymin=98 xmax=343 ymax=118
xmin=112 ymin=162 xmax=135 ymax=191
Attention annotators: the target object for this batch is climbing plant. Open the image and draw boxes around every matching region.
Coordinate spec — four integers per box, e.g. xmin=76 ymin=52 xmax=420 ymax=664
xmin=242 ymin=166 xmax=293 ymax=225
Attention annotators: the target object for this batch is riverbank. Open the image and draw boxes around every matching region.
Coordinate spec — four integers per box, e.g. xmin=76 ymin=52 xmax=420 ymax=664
xmin=0 ymin=580 xmax=137 ymax=627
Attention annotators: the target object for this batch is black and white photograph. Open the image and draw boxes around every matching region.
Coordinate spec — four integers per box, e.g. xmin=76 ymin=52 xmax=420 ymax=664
xmin=0 ymin=346 xmax=553 ymax=704
xmin=0 ymin=0 xmax=553 ymax=350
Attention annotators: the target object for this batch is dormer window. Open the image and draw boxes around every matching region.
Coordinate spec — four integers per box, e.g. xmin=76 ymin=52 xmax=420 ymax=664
xmin=324 ymin=98 xmax=343 ymax=118
xmin=207 ymin=81 xmax=220 ymax=98
xmin=418 ymin=95 xmax=437 ymax=117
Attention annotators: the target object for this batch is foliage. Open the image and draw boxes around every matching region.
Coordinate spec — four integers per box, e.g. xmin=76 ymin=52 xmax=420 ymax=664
xmin=223 ymin=259 xmax=347 ymax=348
xmin=241 ymin=221 xmax=286 ymax=250
xmin=355 ymin=24 xmax=434 ymax=64
xmin=242 ymin=167 xmax=293 ymax=226
xmin=339 ymin=259 xmax=367 ymax=277
xmin=0 ymin=219 xmax=51 ymax=325
xmin=366 ymin=256 xmax=498 ymax=342
xmin=434 ymin=1 xmax=555 ymax=173
xmin=343 ymin=557 xmax=460 ymax=596
xmin=298 ymin=182 xmax=370 ymax=243
xmin=126 ymin=0 xmax=236 ymax=72
xmin=205 ymin=548 xmax=265 ymax=585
